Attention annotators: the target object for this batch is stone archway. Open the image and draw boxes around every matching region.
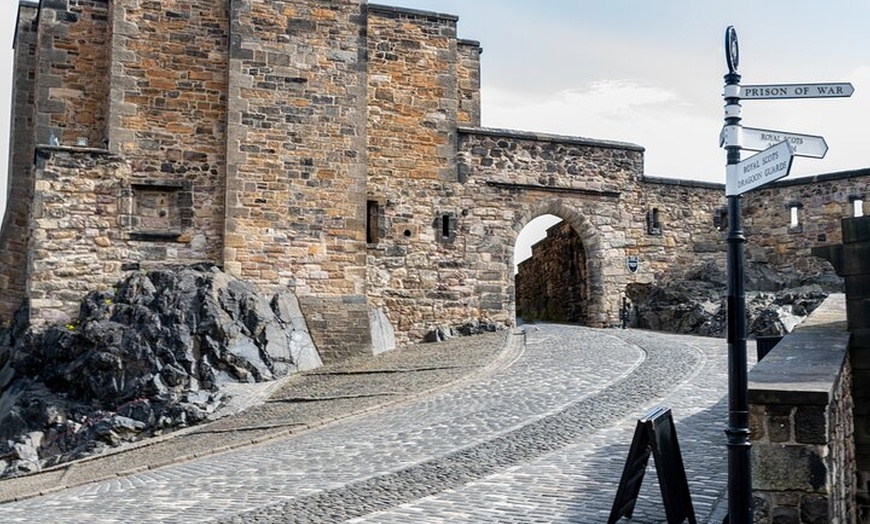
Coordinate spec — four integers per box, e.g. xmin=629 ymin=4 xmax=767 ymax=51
xmin=511 ymin=198 xmax=608 ymax=327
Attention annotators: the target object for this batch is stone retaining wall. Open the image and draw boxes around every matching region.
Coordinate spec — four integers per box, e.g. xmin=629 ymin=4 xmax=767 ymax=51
xmin=814 ymin=216 xmax=870 ymax=522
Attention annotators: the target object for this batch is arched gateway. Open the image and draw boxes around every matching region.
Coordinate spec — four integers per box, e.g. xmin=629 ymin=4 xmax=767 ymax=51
xmin=514 ymin=208 xmax=596 ymax=326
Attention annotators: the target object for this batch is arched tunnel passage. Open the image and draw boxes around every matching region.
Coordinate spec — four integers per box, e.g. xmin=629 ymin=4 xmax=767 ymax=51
xmin=514 ymin=214 xmax=589 ymax=325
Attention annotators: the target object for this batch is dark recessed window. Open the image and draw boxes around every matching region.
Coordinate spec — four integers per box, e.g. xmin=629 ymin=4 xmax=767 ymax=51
xmin=367 ymin=200 xmax=380 ymax=244
xmin=646 ymin=207 xmax=661 ymax=236
xmin=436 ymin=212 xmax=457 ymax=244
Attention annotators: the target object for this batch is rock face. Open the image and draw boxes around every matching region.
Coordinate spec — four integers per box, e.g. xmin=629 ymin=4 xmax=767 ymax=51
xmin=626 ymin=262 xmax=835 ymax=338
xmin=0 ymin=265 xmax=321 ymax=478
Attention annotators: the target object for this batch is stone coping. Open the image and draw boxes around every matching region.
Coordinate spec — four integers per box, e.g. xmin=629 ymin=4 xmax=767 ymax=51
xmin=368 ymin=3 xmax=459 ymax=22
xmin=641 ymin=175 xmax=724 ymax=190
xmin=748 ymin=294 xmax=849 ymax=406
xmin=767 ymin=166 xmax=870 ymax=188
xmin=458 ymin=126 xmax=645 ymax=152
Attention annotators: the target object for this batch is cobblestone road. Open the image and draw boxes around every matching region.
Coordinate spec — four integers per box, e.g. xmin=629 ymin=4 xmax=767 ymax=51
xmin=1 ymin=325 xmax=738 ymax=523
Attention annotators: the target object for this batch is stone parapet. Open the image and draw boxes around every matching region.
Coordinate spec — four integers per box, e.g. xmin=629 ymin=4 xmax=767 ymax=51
xmin=749 ymin=294 xmax=855 ymax=524
xmin=814 ymin=216 xmax=870 ymax=521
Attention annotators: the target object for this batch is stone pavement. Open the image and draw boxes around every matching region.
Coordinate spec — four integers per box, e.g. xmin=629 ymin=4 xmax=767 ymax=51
xmin=0 ymin=325 xmax=742 ymax=523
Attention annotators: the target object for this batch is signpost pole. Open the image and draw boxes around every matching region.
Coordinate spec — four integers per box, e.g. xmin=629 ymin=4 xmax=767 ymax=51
xmin=722 ymin=26 xmax=752 ymax=524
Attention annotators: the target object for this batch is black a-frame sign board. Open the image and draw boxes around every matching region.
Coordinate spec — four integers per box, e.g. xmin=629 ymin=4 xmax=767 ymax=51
xmin=608 ymin=406 xmax=697 ymax=524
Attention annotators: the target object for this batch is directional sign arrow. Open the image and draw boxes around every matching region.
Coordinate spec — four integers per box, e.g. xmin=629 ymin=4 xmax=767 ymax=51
xmin=726 ymin=141 xmax=794 ymax=196
xmin=741 ymin=82 xmax=854 ymax=100
xmin=742 ymin=127 xmax=828 ymax=159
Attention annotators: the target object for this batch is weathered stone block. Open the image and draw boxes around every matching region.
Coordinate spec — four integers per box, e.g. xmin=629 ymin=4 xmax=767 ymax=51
xmin=753 ymin=442 xmax=827 ymax=493
xmin=795 ymin=405 xmax=827 ymax=445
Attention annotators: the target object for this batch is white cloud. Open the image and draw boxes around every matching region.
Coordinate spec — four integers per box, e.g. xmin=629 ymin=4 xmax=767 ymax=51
xmin=482 ymin=80 xmax=726 ymax=181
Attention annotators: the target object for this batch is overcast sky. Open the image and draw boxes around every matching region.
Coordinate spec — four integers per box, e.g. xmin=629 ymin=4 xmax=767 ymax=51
xmin=1 ymin=1 xmax=869 ymax=263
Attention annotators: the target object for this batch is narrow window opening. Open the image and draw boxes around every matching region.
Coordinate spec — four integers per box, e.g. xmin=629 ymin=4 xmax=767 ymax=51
xmin=787 ymin=202 xmax=803 ymax=232
xmin=646 ymin=207 xmax=662 ymax=235
xmin=854 ymin=198 xmax=864 ymax=218
xmin=713 ymin=207 xmax=728 ymax=231
xmin=367 ymin=200 xmax=379 ymax=244
xmin=435 ymin=212 xmax=457 ymax=244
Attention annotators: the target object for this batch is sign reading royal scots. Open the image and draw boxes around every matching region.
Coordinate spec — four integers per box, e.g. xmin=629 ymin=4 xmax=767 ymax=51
xmin=726 ymin=140 xmax=794 ymax=196
xmin=742 ymin=127 xmax=828 ymax=159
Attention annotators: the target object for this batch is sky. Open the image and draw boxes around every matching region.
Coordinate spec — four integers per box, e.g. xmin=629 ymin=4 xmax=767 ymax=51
xmin=1 ymin=1 xmax=869 ymax=264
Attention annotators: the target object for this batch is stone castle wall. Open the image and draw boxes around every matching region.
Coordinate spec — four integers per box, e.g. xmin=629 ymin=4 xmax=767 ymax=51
xmin=0 ymin=3 xmax=38 ymax=322
xmin=27 ymin=148 xmax=133 ymax=325
xmin=224 ymin=0 xmax=370 ymax=361
xmin=744 ymin=170 xmax=870 ymax=276
xmin=36 ymin=0 xmax=110 ymax=148
xmin=364 ymin=6 xmax=467 ymax=341
xmin=108 ymin=0 xmax=229 ymax=265
xmin=456 ymin=128 xmax=647 ymax=328
xmin=636 ymin=178 xmax=728 ymax=278
xmin=0 ymin=0 xmax=866 ymax=352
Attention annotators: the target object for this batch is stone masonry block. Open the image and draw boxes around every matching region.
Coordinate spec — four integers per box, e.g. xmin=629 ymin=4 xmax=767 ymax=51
xmin=767 ymin=413 xmax=791 ymax=443
xmin=752 ymin=444 xmax=828 ymax=492
xmin=795 ymin=405 xmax=827 ymax=445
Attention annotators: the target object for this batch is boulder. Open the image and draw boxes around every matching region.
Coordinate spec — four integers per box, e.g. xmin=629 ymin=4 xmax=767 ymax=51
xmin=0 ymin=264 xmax=322 ymax=478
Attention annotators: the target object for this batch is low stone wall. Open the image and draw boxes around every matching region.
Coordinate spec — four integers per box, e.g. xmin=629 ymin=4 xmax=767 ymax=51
xmin=749 ymin=294 xmax=855 ymax=524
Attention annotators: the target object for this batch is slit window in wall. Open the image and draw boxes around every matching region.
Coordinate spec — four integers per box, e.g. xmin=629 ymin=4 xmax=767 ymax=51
xmin=366 ymin=200 xmax=382 ymax=244
xmin=787 ymin=202 xmax=803 ymax=233
xmin=851 ymin=195 xmax=865 ymax=217
xmin=436 ymin=212 xmax=457 ymax=244
xmin=713 ymin=207 xmax=728 ymax=231
xmin=646 ymin=207 xmax=662 ymax=235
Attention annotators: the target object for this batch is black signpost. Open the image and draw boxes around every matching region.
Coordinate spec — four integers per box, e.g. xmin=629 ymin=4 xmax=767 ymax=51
xmin=719 ymin=26 xmax=852 ymax=523
xmin=722 ymin=25 xmax=753 ymax=524
xmin=608 ymin=406 xmax=696 ymax=524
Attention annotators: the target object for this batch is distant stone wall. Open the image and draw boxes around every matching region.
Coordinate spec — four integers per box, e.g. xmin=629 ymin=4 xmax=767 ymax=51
xmin=637 ymin=177 xmax=728 ymax=278
xmin=744 ymin=169 xmax=870 ymax=278
xmin=516 ymin=221 xmax=587 ymax=323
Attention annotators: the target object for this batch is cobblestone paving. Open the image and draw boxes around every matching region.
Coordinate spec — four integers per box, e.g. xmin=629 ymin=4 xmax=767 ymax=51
xmin=0 ymin=325 xmax=739 ymax=523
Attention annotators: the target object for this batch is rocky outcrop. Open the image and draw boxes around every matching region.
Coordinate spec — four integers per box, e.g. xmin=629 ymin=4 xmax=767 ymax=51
xmin=626 ymin=262 xmax=836 ymax=337
xmin=0 ymin=265 xmax=321 ymax=478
